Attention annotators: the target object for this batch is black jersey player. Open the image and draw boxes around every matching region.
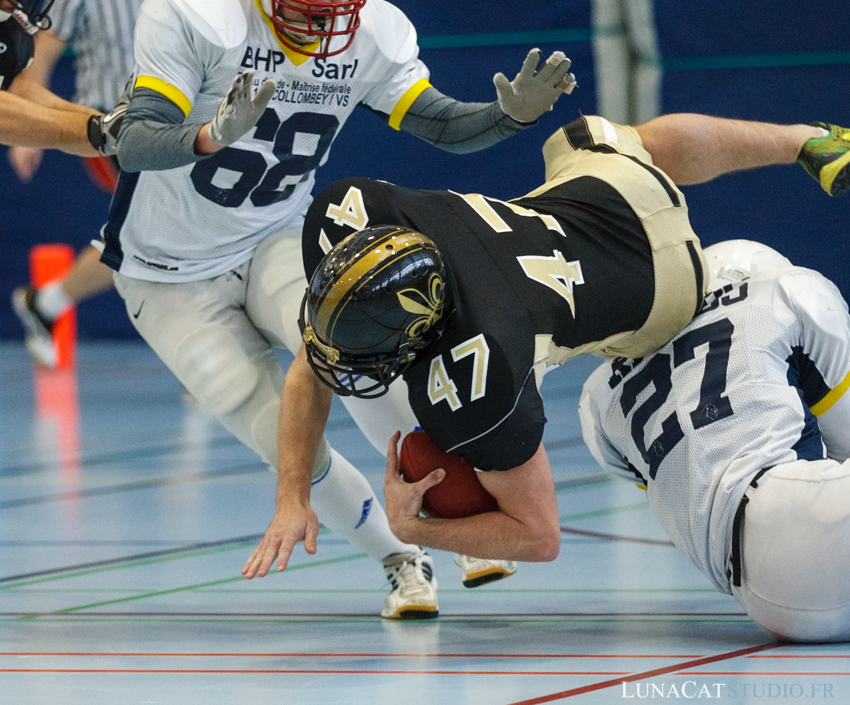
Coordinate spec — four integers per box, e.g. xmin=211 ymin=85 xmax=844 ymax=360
xmin=243 ymin=113 xmax=850 ymax=574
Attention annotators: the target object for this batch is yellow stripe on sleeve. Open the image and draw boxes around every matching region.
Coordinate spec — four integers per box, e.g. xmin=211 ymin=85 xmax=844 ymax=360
xmin=387 ymin=78 xmax=432 ymax=131
xmin=134 ymin=76 xmax=193 ymax=117
xmin=811 ymin=367 xmax=850 ymax=416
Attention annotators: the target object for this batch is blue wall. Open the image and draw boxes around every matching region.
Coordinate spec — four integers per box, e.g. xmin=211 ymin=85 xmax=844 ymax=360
xmin=1 ymin=0 xmax=847 ymax=340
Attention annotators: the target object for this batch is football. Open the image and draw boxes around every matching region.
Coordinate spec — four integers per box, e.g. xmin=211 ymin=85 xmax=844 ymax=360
xmin=399 ymin=431 xmax=499 ymax=519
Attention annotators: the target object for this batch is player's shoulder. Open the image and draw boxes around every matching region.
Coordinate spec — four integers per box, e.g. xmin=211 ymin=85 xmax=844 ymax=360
xmin=138 ymin=0 xmax=247 ymax=49
xmin=729 ymin=266 xmax=845 ymax=320
xmin=356 ymin=0 xmax=418 ymax=63
xmin=768 ymin=265 xmax=842 ymax=299
xmin=766 ymin=265 xmax=848 ymax=325
xmin=582 ymin=359 xmax=619 ymax=398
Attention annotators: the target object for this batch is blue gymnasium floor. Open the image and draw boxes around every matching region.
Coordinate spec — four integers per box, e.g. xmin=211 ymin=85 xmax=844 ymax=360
xmin=1 ymin=342 xmax=847 ymax=704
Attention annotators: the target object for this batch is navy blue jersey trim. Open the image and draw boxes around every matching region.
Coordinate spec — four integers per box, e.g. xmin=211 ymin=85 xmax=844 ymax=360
xmin=100 ymin=170 xmax=140 ymax=271
xmin=786 ymin=349 xmax=827 ymax=461
xmin=626 ymin=461 xmax=648 ymax=486
xmin=786 ymin=346 xmax=830 ymax=408
xmin=790 ymin=389 xmax=826 ymax=461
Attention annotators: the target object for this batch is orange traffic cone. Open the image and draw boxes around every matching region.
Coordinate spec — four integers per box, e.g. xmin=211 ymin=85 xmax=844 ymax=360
xmin=29 ymin=244 xmax=76 ymax=370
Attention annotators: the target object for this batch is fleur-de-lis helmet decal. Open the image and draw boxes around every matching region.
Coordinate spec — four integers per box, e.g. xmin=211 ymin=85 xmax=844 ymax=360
xmin=397 ymin=273 xmax=445 ymax=341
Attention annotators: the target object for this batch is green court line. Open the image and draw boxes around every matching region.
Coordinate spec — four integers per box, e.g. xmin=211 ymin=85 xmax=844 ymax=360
xmin=559 ymin=501 xmax=649 ymax=523
xmin=1 ymin=527 xmax=337 ymax=591
xmin=555 ymin=475 xmax=616 ymax=495
xmin=19 ymin=552 xmax=369 ymax=619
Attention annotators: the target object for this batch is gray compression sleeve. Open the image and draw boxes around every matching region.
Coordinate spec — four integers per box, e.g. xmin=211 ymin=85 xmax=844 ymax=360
xmin=116 ymin=88 xmax=208 ymax=173
xmin=397 ymin=86 xmax=530 ymax=154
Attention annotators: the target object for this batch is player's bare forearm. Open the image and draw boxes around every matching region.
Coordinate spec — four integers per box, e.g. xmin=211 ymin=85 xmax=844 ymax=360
xmin=384 ymin=437 xmax=561 ymax=562
xmin=392 ymin=507 xmax=558 ymax=562
xmin=0 ymin=91 xmax=98 ymax=155
xmin=241 ymin=346 xmax=333 ymax=578
xmin=275 ymin=344 xmax=333 ymax=500
xmin=9 ymin=74 xmax=96 ymax=114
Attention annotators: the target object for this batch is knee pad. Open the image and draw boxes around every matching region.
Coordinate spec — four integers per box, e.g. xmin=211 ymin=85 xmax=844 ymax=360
xmin=312 ymin=436 xmax=331 ymax=482
xmin=175 ymin=325 xmax=259 ymax=416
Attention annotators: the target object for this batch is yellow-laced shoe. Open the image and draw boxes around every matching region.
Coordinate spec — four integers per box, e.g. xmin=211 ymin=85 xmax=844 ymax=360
xmin=797 ymin=122 xmax=850 ymax=197
xmin=453 ymin=553 xmax=518 ymax=588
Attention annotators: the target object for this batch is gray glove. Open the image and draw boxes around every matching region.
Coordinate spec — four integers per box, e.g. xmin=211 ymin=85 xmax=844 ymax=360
xmin=209 ymin=69 xmax=277 ymax=146
xmin=87 ymin=79 xmax=132 ymax=156
xmin=493 ymin=49 xmax=577 ymax=124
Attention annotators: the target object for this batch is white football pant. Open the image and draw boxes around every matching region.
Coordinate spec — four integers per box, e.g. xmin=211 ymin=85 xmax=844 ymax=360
xmin=114 ymin=227 xmax=418 ymax=561
xmin=734 ymin=456 xmax=850 ymax=642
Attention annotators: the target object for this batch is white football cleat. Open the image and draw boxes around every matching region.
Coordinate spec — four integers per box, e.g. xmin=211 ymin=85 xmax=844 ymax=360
xmin=381 ymin=549 xmax=438 ymax=620
xmin=454 ymin=553 xmax=518 ymax=588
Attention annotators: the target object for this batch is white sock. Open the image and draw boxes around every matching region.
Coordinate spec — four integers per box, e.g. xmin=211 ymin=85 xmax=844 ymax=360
xmin=310 ymin=448 xmax=418 ymax=563
xmin=35 ymin=281 xmax=73 ymax=321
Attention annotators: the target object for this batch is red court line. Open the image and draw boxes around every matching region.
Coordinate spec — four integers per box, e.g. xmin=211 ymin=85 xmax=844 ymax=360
xmin=560 ymin=526 xmax=675 ymax=547
xmin=0 ymin=652 xmax=704 ymax=659
xmin=748 ymin=655 xmax=850 ymax=658
xmin=504 ymin=642 xmax=783 ymax=705
xmin=679 ymin=671 xmax=850 ymax=676
xmin=0 ymin=669 xmax=630 ymax=676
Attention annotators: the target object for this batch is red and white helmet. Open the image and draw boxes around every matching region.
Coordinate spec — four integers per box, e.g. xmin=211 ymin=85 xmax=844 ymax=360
xmin=259 ymin=0 xmax=366 ymax=58
xmin=704 ymin=239 xmax=793 ymax=292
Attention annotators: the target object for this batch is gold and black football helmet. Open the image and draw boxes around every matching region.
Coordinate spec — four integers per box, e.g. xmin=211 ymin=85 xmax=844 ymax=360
xmin=300 ymin=225 xmax=451 ymax=398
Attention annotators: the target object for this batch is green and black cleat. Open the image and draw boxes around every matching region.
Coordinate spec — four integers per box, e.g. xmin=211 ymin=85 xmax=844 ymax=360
xmin=797 ymin=122 xmax=850 ymax=197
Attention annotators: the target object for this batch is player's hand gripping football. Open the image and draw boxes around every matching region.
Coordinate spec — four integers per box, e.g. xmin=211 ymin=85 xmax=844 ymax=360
xmin=384 ymin=431 xmax=446 ymax=541
xmin=209 ymin=69 xmax=277 ymax=146
xmin=493 ymin=48 xmax=576 ymax=124
xmin=241 ymin=498 xmax=320 ymax=578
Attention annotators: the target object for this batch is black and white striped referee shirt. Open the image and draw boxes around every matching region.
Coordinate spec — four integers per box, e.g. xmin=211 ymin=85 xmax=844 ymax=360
xmin=50 ymin=0 xmax=142 ymax=111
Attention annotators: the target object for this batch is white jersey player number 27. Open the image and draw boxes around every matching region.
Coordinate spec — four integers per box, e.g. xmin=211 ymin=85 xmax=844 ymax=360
xmin=613 ymin=287 xmax=744 ymax=480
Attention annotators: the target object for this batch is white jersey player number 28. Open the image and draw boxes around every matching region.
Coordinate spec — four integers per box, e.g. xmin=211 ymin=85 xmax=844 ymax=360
xmin=191 ymin=108 xmax=339 ymax=208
